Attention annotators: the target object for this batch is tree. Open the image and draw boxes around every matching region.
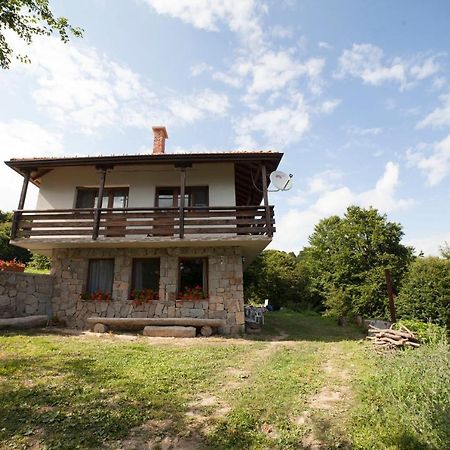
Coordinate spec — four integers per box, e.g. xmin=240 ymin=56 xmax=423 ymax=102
xmin=0 ymin=0 xmax=82 ymax=69
xmin=396 ymin=257 xmax=450 ymax=328
xmin=0 ymin=210 xmax=31 ymax=262
xmin=306 ymin=206 xmax=414 ymax=319
xmin=440 ymin=241 xmax=450 ymax=260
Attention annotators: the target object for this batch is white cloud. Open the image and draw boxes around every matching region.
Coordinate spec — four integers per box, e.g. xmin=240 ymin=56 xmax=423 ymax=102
xmin=409 ymin=57 xmax=440 ymax=80
xmin=320 ymin=99 xmax=341 ymax=114
xmin=346 ymin=126 xmax=382 ymax=136
xmin=219 ymin=50 xmax=325 ymax=97
xmin=234 ymin=94 xmax=310 ymax=148
xmin=405 ymin=231 xmax=450 ymax=256
xmin=417 ymin=94 xmax=450 ymax=129
xmin=318 ymin=41 xmax=332 ymax=50
xmin=143 ymin=0 xmax=265 ymax=48
xmin=0 ymin=120 xmax=64 ymax=211
xmin=336 ymin=44 xmax=441 ymax=89
xmin=407 ymin=134 xmax=450 ymax=185
xmin=9 ymin=35 xmax=229 ymax=133
xmin=272 ymin=162 xmax=413 ymax=251
xmin=190 ymin=62 xmax=212 ymax=76
xmin=269 ymin=25 xmax=294 ymax=40
xmin=336 ymin=43 xmax=406 ymax=86
xmin=167 ymin=89 xmax=229 ymax=123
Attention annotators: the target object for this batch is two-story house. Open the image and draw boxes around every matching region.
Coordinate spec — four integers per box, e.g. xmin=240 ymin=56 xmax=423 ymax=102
xmin=5 ymin=127 xmax=282 ymax=334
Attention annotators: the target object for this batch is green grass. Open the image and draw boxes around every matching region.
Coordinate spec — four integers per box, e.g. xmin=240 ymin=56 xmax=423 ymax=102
xmin=349 ymin=340 xmax=450 ymax=450
xmin=23 ymin=267 xmax=51 ymax=275
xmin=0 ymin=311 xmax=448 ymax=449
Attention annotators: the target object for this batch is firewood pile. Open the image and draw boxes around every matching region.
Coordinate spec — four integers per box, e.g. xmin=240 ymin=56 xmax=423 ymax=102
xmin=367 ymin=324 xmax=420 ymax=351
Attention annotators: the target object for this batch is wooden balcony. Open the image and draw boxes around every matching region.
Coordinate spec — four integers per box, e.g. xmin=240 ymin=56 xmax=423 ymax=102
xmin=11 ymin=206 xmax=275 ymax=241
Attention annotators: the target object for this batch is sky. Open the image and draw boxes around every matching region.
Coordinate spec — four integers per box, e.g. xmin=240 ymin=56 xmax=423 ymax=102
xmin=0 ymin=0 xmax=449 ymax=255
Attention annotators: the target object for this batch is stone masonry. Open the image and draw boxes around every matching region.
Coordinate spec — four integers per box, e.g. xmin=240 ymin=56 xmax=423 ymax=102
xmin=0 ymin=272 xmax=53 ymax=318
xmin=51 ymin=246 xmax=245 ymax=335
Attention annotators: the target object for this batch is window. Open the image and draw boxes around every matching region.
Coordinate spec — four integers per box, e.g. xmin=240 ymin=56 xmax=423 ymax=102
xmin=87 ymin=259 xmax=114 ymax=295
xmin=75 ymin=187 xmax=129 ymax=209
xmin=131 ymin=258 xmax=160 ymax=300
xmin=155 ymin=186 xmax=209 ymax=207
xmin=178 ymin=258 xmax=208 ymax=300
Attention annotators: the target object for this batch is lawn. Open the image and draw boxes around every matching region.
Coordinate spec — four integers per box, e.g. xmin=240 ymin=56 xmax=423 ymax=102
xmin=0 ymin=311 xmax=448 ymax=449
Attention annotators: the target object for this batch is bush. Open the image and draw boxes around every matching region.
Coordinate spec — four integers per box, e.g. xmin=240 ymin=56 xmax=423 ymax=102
xmin=394 ymin=319 xmax=447 ymax=345
xmin=397 ymin=257 xmax=450 ymax=328
xmin=27 ymin=253 xmax=51 ymax=271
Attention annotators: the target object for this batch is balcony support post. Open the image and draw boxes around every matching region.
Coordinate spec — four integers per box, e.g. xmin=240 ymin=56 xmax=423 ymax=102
xmin=179 ymin=167 xmax=186 ymax=239
xmin=11 ymin=169 xmax=31 ymax=239
xmin=92 ymin=167 xmax=107 ymax=240
xmin=260 ymin=163 xmax=272 ymax=237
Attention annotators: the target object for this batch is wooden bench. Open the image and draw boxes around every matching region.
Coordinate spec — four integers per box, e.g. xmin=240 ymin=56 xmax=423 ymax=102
xmin=86 ymin=317 xmax=225 ymax=337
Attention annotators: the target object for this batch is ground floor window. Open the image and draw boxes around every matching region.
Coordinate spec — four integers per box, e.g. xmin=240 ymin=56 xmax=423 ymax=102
xmin=86 ymin=259 xmax=114 ymax=297
xmin=178 ymin=258 xmax=208 ymax=300
xmin=130 ymin=258 xmax=160 ymax=301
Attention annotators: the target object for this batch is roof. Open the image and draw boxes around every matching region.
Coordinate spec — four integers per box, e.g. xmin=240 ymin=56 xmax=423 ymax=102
xmin=4 ymin=150 xmax=284 ymax=206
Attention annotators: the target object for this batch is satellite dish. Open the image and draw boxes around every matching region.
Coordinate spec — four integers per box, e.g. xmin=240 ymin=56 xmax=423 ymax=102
xmin=270 ymin=171 xmax=293 ymax=191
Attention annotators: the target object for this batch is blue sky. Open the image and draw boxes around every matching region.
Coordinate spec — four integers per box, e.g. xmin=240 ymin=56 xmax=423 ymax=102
xmin=0 ymin=0 xmax=449 ymax=254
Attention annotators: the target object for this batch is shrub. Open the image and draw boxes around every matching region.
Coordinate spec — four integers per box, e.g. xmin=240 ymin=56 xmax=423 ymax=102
xmin=27 ymin=253 xmax=51 ymax=271
xmin=397 ymin=257 xmax=450 ymax=328
xmin=394 ymin=319 xmax=447 ymax=344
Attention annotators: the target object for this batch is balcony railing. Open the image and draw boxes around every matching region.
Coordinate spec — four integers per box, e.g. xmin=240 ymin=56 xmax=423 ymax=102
xmin=11 ymin=206 xmax=275 ymax=240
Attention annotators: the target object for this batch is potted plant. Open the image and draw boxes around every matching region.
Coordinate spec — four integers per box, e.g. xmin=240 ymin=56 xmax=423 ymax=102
xmin=177 ymin=285 xmax=206 ymax=301
xmin=130 ymin=288 xmax=159 ymax=305
xmin=80 ymin=290 xmax=112 ymax=301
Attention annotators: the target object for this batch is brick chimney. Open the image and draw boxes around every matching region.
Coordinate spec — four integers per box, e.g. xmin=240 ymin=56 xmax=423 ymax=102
xmin=152 ymin=126 xmax=168 ymax=154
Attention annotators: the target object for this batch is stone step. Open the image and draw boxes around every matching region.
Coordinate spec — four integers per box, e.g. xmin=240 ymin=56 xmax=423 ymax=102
xmin=143 ymin=325 xmax=196 ymax=338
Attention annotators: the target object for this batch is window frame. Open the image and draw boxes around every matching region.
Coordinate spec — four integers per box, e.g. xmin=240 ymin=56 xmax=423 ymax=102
xmin=177 ymin=257 xmax=208 ymax=300
xmin=75 ymin=187 xmax=130 ymax=209
xmin=155 ymin=186 xmax=209 ymax=208
xmin=86 ymin=258 xmax=115 ymax=295
xmin=130 ymin=257 xmax=161 ymax=298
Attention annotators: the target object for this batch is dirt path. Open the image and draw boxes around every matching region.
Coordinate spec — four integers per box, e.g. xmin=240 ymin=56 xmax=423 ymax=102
xmin=297 ymin=342 xmax=354 ymax=449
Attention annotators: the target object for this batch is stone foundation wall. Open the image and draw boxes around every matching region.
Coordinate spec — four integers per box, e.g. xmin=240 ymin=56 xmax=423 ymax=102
xmin=0 ymin=272 xmax=53 ymax=318
xmin=51 ymin=246 xmax=245 ymax=334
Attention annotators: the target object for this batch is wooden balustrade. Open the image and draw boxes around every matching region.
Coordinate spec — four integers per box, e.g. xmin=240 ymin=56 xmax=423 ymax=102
xmin=11 ymin=206 xmax=275 ymax=240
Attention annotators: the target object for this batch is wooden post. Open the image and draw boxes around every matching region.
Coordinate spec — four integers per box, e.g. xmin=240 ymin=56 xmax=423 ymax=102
xmin=260 ymin=164 xmax=272 ymax=237
xmin=11 ymin=169 xmax=30 ymax=239
xmin=18 ymin=169 xmax=30 ymax=210
xmin=92 ymin=167 xmax=107 ymax=240
xmin=179 ymin=167 xmax=186 ymax=239
xmin=384 ymin=268 xmax=397 ymax=323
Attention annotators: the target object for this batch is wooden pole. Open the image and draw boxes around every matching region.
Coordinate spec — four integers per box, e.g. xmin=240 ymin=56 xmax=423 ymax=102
xmin=179 ymin=167 xmax=186 ymax=239
xmin=92 ymin=167 xmax=107 ymax=240
xmin=260 ymin=164 xmax=272 ymax=237
xmin=18 ymin=169 xmax=30 ymax=210
xmin=384 ymin=268 xmax=397 ymax=323
xmin=11 ymin=169 xmax=30 ymax=240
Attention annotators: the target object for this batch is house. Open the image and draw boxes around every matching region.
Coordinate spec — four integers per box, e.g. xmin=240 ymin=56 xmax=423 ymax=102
xmin=5 ymin=127 xmax=282 ymax=334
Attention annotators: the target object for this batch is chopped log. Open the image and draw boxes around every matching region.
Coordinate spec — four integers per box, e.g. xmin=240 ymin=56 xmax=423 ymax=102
xmin=200 ymin=325 xmax=213 ymax=337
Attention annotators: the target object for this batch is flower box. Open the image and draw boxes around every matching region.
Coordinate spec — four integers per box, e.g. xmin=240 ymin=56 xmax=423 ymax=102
xmin=0 ymin=259 xmax=26 ymax=272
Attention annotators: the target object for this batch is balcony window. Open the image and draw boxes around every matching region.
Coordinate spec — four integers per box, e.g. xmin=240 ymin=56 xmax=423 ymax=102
xmin=178 ymin=258 xmax=208 ymax=300
xmin=87 ymin=259 xmax=114 ymax=295
xmin=156 ymin=186 xmax=208 ymax=207
xmin=130 ymin=258 xmax=160 ymax=300
xmin=75 ymin=187 xmax=129 ymax=209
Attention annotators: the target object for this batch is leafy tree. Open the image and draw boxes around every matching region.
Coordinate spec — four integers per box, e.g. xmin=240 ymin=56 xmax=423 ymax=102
xmin=244 ymin=249 xmax=321 ymax=310
xmin=0 ymin=210 xmax=31 ymax=262
xmin=0 ymin=0 xmax=83 ymax=69
xmin=396 ymin=257 xmax=450 ymax=328
xmin=440 ymin=241 xmax=450 ymax=260
xmin=28 ymin=252 xmax=51 ymax=270
xmin=306 ymin=206 xmax=414 ymax=319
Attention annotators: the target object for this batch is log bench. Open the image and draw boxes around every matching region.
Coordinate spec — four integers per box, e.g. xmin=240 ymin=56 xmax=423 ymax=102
xmin=0 ymin=315 xmax=48 ymax=329
xmin=86 ymin=317 xmax=225 ymax=337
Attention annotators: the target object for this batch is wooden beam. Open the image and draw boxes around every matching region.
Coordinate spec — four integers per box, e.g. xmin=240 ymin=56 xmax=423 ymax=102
xmin=92 ymin=167 xmax=107 ymax=240
xmin=260 ymin=164 xmax=272 ymax=237
xmin=179 ymin=167 xmax=186 ymax=238
xmin=18 ymin=169 xmax=30 ymax=210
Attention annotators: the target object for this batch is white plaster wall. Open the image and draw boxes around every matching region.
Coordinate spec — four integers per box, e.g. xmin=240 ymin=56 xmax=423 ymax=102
xmin=36 ymin=163 xmax=236 ymax=209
